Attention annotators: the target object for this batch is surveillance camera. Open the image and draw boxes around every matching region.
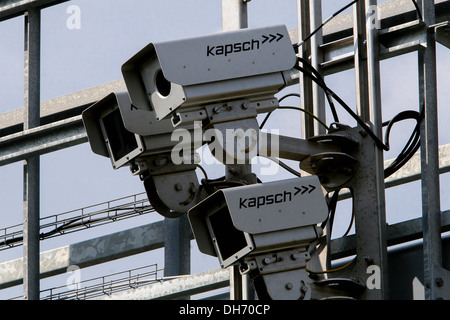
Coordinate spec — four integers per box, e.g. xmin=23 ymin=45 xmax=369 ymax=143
xmin=188 ymin=176 xmax=328 ymax=268
xmin=82 ymin=92 xmax=202 ymax=218
xmin=188 ymin=176 xmax=328 ymax=299
xmin=121 ymin=24 xmax=297 ymax=123
xmin=82 ymin=91 xmax=201 ymax=170
xmin=82 ymin=92 xmax=146 ymax=169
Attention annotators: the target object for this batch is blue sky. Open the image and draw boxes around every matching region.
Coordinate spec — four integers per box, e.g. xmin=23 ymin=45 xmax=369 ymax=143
xmin=0 ymin=0 xmax=449 ymax=299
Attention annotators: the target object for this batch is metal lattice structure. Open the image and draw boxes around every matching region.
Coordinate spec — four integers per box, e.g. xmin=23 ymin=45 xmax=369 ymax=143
xmin=0 ymin=0 xmax=449 ymax=300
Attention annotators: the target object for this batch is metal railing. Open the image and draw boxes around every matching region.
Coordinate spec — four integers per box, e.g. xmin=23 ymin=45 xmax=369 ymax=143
xmin=0 ymin=192 xmax=154 ymax=250
xmin=38 ymin=264 xmax=164 ymax=300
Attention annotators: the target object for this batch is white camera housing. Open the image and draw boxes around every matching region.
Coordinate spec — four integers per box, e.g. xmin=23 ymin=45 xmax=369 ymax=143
xmin=121 ymin=24 xmax=297 ymax=122
xmin=82 ymin=92 xmax=198 ymax=170
xmin=188 ymin=176 xmax=328 ymax=268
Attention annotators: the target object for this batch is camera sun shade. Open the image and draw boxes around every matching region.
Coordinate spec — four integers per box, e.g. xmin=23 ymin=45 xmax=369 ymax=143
xmin=82 ymin=91 xmax=201 ymax=171
xmin=188 ymin=176 xmax=328 ymax=268
xmin=82 ymin=92 xmax=146 ymax=169
xmin=121 ymin=24 xmax=297 ymax=121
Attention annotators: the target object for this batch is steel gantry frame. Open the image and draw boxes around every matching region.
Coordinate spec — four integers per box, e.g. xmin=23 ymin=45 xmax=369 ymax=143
xmin=0 ymin=0 xmax=449 ymax=300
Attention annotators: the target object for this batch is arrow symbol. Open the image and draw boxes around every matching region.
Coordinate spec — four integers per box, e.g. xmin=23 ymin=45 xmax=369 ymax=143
xmin=294 ymin=185 xmax=316 ymax=196
xmin=269 ymin=34 xmax=277 ymax=43
xmin=262 ymin=33 xmax=284 ymax=44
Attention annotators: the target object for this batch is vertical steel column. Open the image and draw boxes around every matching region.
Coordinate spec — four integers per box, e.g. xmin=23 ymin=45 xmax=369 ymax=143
xmin=297 ymin=0 xmax=314 ymax=139
xmin=221 ymin=0 xmax=255 ymax=300
xmin=23 ymin=8 xmax=41 ymax=301
xmin=418 ymin=0 xmax=442 ymax=300
xmin=164 ymin=215 xmax=191 ymax=278
xmin=351 ymin=0 xmax=389 ymax=299
xmin=302 ymin=0 xmax=330 ymax=275
xmin=221 ymin=0 xmax=249 ymax=31
xmin=309 ymin=0 xmax=326 ymax=136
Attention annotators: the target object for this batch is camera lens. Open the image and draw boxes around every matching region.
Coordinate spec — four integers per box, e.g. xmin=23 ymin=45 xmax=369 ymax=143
xmin=155 ymin=69 xmax=171 ymax=97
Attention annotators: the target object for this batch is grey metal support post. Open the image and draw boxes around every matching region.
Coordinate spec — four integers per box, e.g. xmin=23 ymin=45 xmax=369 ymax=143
xmin=221 ymin=0 xmax=256 ymax=300
xmin=351 ymin=0 xmax=389 ymax=299
xmin=309 ymin=0 xmax=326 ymax=136
xmin=303 ymin=0 xmax=330 ymax=274
xmin=221 ymin=0 xmax=249 ymax=31
xmin=418 ymin=0 xmax=442 ymax=300
xmin=297 ymin=0 xmax=314 ymax=139
xmin=164 ymin=215 xmax=191 ymax=278
xmin=23 ymin=7 xmax=41 ymax=301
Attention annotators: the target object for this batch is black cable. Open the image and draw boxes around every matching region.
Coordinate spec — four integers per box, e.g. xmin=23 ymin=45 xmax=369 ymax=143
xmin=295 ymin=0 xmax=359 ymax=48
xmin=321 ymin=188 xmax=355 ymax=243
xmin=294 ymin=61 xmax=389 ymax=151
xmin=295 ymin=57 xmax=426 ymax=178
xmin=411 ymin=0 xmax=423 ymax=21
xmin=279 ymin=93 xmax=301 ymax=102
xmin=297 ymin=56 xmax=339 ymax=123
xmin=383 ymin=109 xmax=423 ymax=178
xmin=321 ymin=189 xmax=341 ymax=230
xmin=343 ymin=189 xmax=355 ymax=237
xmin=260 ymin=93 xmax=301 ymax=129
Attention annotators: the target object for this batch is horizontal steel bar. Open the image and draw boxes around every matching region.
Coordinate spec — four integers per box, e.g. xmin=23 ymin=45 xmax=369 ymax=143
xmin=0 ymin=220 xmax=181 ymax=289
xmin=0 ymin=115 xmax=87 ymax=167
xmin=320 ymin=0 xmax=450 ymax=42
xmin=288 ymin=0 xmax=449 ymax=75
xmin=0 ymin=79 xmax=126 ymax=134
xmin=385 ymin=143 xmax=450 ymax=188
xmin=330 ymin=209 xmax=450 ymax=260
xmin=99 ymin=268 xmax=230 ymax=300
xmin=0 ymin=0 xmax=69 ymax=21
xmin=320 ymin=19 xmax=428 ymax=75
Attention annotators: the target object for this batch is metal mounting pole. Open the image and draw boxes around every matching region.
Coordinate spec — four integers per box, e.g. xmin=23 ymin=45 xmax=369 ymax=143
xmin=309 ymin=0 xmax=326 ymax=136
xmin=221 ymin=0 xmax=256 ymax=300
xmin=221 ymin=0 xmax=249 ymax=31
xmin=23 ymin=7 xmax=41 ymax=300
xmin=164 ymin=215 xmax=191 ymax=278
xmin=418 ymin=0 xmax=442 ymax=300
xmin=351 ymin=0 xmax=389 ymax=299
xmin=297 ymin=0 xmax=314 ymax=139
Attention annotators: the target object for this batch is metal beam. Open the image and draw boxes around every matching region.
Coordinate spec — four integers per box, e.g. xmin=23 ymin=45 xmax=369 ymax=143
xmin=163 ymin=216 xmax=191 ymax=278
xmin=221 ymin=0 xmax=248 ymax=31
xmin=0 ymin=0 xmax=69 ymax=21
xmin=346 ymin=0 xmax=388 ymax=300
xmin=385 ymin=143 xmax=450 ymax=188
xmin=331 ymin=209 xmax=450 ymax=260
xmin=318 ymin=0 xmax=449 ymax=75
xmin=320 ymin=19 xmax=428 ymax=75
xmin=0 ymin=220 xmax=174 ymax=289
xmin=419 ymin=0 xmax=442 ymax=300
xmin=0 ymin=79 xmax=125 ymax=134
xmin=23 ymin=7 xmax=41 ymax=301
xmin=99 ymin=268 xmax=230 ymax=300
xmin=320 ymin=0 xmax=450 ymax=42
xmin=0 ymin=115 xmax=86 ymax=167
